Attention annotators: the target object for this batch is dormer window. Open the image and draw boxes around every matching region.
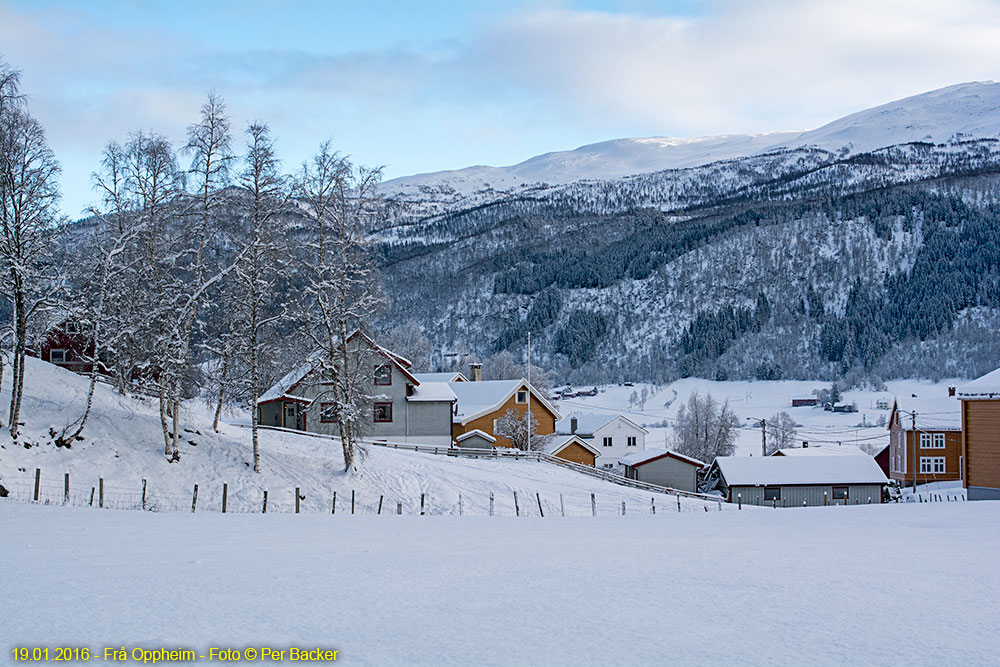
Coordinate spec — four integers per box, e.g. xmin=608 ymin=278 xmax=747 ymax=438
xmin=516 ymin=389 xmax=528 ymax=404
xmin=374 ymin=364 xmax=392 ymax=386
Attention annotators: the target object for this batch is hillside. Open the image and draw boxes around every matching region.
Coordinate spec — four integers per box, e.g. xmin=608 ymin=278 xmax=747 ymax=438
xmin=0 ymin=357 xmax=718 ymax=515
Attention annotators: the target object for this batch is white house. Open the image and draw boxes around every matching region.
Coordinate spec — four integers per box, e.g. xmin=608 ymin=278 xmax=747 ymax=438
xmin=555 ymin=413 xmax=648 ymax=471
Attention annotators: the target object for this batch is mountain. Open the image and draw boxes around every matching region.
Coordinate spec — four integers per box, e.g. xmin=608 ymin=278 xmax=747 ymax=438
xmin=372 ymin=82 xmax=1000 ymax=384
xmin=381 ymin=82 xmax=1000 ymax=216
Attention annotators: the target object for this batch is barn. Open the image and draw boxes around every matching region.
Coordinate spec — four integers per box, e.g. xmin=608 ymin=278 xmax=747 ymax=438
xmin=619 ymin=449 xmax=705 ymax=493
xmin=704 ymin=456 xmax=887 ymax=507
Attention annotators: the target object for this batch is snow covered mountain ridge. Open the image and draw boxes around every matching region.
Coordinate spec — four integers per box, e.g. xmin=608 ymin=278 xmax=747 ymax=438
xmin=380 ymin=81 xmax=1000 ymax=212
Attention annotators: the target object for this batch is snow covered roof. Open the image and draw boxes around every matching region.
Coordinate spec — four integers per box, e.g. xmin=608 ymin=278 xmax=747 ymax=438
xmin=257 ymin=363 xmax=314 ymax=404
xmin=406 ymin=382 xmax=457 ymax=403
xmin=714 ymin=455 xmax=888 ymax=486
xmin=891 ymin=395 xmax=962 ymax=431
xmin=545 ymin=434 xmax=601 ymax=457
xmin=958 ymin=367 xmax=1000 ymax=399
xmin=774 ymin=445 xmax=868 ymax=457
xmin=449 ymin=380 xmax=561 ymax=424
xmin=555 ymin=413 xmax=648 ymax=436
xmin=413 ymin=372 xmax=468 ymax=383
xmin=456 ymin=429 xmax=495 ymax=444
xmin=619 ymin=448 xmax=705 ymax=468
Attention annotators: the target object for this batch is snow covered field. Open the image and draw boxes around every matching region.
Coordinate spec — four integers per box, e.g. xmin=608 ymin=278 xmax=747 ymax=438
xmin=3 ymin=501 xmax=998 ymax=666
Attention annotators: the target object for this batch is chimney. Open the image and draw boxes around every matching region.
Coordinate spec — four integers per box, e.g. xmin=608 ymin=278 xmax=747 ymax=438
xmin=802 ymin=441 xmax=809 ymax=448
xmin=469 ymin=363 xmax=482 ymax=382
xmin=571 ymin=417 xmax=578 ymax=434
xmin=948 ymin=386 xmax=956 ymax=397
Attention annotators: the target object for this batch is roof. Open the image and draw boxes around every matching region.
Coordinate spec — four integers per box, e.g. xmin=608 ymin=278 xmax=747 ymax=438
xmin=958 ymin=367 xmax=1000 ymax=399
xmin=619 ymin=448 xmax=705 ymax=468
xmin=406 ymin=382 xmax=457 ymax=402
xmin=412 ymin=372 xmax=468 ymax=383
xmin=773 ymin=445 xmax=868 ymax=457
xmin=713 ymin=455 xmax=888 ymax=486
xmin=456 ymin=429 xmax=496 ymax=444
xmin=257 ymin=362 xmax=313 ymax=404
xmin=449 ymin=380 xmax=561 ymax=424
xmin=555 ymin=413 xmax=649 ymax=436
xmin=890 ymin=395 xmax=962 ymax=431
xmin=545 ymin=434 xmax=601 ymax=457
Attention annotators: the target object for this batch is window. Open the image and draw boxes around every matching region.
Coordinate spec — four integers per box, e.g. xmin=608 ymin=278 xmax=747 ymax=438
xmin=50 ymin=349 xmax=67 ymax=364
xmin=374 ymin=402 xmax=393 ymax=422
xmin=919 ymin=433 xmax=932 ymax=448
xmin=374 ymin=365 xmax=392 ymax=386
xmin=832 ymin=486 xmax=849 ymax=501
xmin=320 ymin=402 xmax=338 ymax=423
xmin=764 ymin=486 xmax=781 ymax=502
xmin=516 ymin=390 xmax=528 ymax=404
xmin=932 ymin=433 xmax=946 ymax=449
xmin=627 ymin=436 xmax=637 ymax=447
xmin=602 ymin=436 xmax=613 ymax=448
xmin=920 ymin=457 xmax=945 ymax=474
xmin=285 ymin=404 xmax=296 ymax=419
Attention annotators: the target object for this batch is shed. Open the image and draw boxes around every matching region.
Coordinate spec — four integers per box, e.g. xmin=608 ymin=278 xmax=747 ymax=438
xmin=455 ymin=429 xmax=496 ymax=449
xmin=545 ymin=435 xmax=600 ymax=467
xmin=705 ymin=455 xmax=887 ymax=507
xmin=619 ymin=448 xmax=705 ymax=493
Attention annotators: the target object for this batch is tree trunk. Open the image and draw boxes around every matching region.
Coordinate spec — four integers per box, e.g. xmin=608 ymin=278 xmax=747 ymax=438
xmin=158 ymin=384 xmax=173 ymax=457
xmin=212 ymin=357 xmax=226 ymax=433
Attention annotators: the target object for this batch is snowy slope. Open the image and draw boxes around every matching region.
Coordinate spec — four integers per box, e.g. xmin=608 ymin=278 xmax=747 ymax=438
xmin=771 ymin=81 xmax=1000 ymax=155
xmin=0 ymin=357 xmax=720 ymax=516
xmin=4 ymin=502 xmax=998 ymax=666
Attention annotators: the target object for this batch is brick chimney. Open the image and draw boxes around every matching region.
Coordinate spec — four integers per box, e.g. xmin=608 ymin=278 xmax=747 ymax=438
xmin=469 ymin=362 xmax=482 ymax=382
xmin=571 ymin=417 xmax=578 ymax=434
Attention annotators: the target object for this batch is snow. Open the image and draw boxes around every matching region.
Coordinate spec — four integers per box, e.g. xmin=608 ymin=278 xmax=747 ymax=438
xmin=714 ymin=455 xmax=888 ymax=486
xmin=412 ymin=372 xmax=467 ymax=383
xmin=774 ymin=444 xmax=868 ymax=457
xmin=958 ymin=366 xmax=1000 ymax=398
xmin=544 ymin=434 xmax=599 ymax=457
xmin=892 ymin=394 xmax=963 ymax=430
xmin=256 ymin=362 xmax=312 ymax=403
xmin=554 ymin=413 xmax=617 ymax=435
xmin=3 ymin=501 xmax=998 ymax=665
xmin=449 ymin=379 xmax=523 ymax=422
xmin=455 ymin=429 xmax=495 ymax=444
xmin=405 ymin=382 xmax=457 ymax=402
xmin=619 ymin=447 xmax=704 ymax=468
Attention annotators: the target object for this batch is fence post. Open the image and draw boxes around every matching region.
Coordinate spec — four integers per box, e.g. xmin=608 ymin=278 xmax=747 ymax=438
xmin=378 ymin=495 xmax=384 ymax=515
xmin=420 ymin=493 xmax=425 ymax=516
xmin=262 ymin=490 xmax=268 ymax=514
xmin=191 ymin=484 xmax=198 ymax=513
xmin=332 ymin=491 xmax=337 ymax=514
xmin=621 ymin=500 xmax=626 ymax=516
xmin=772 ymin=499 xmax=776 ymax=509
xmin=89 ymin=487 xmax=95 ymax=507
xmin=737 ymin=493 xmax=741 ymax=510
xmin=351 ymin=489 xmax=355 ymax=515
xmin=141 ymin=478 xmax=147 ymax=510
xmin=489 ymin=492 xmax=494 ymax=517
xmin=514 ymin=491 xmax=520 ymax=517
xmin=560 ymin=494 xmax=565 ymax=517
xmin=34 ymin=468 xmax=40 ymax=502
xmin=591 ymin=493 xmax=596 ymax=517
xmin=823 ymin=491 xmax=828 ymax=506
xmin=651 ymin=497 xmax=656 ymax=515
xmin=223 ymin=483 xmax=228 ymax=513
xmin=458 ymin=494 xmax=463 ymax=516
xmin=64 ymin=473 xmax=70 ymax=505
xmin=396 ymin=501 xmax=402 ymax=515
xmin=294 ymin=487 xmax=300 ymax=514
xmin=99 ymin=477 xmax=104 ymax=508
xmin=718 ymin=499 xmax=722 ymax=511
xmin=677 ymin=495 xmax=681 ymax=512
xmin=536 ymin=492 xmax=544 ymax=518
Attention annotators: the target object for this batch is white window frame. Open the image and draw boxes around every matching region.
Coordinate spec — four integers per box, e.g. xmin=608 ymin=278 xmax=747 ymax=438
xmin=602 ymin=436 xmax=613 ymax=448
xmin=932 ymin=433 xmax=946 ymax=449
xmin=919 ymin=433 xmax=932 ymax=448
xmin=515 ymin=390 xmax=528 ymax=404
xmin=627 ymin=436 xmax=637 ymax=447
xmin=50 ymin=349 xmax=67 ymax=364
xmin=920 ymin=457 xmax=945 ymax=474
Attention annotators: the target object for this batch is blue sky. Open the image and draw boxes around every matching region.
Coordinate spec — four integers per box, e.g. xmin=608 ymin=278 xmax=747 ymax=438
xmin=2 ymin=0 xmax=999 ymax=217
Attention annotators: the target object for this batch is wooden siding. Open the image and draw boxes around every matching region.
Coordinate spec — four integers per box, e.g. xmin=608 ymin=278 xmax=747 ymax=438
xmin=553 ymin=442 xmax=596 ymax=466
xmin=888 ymin=422 xmax=962 ymax=484
xmin=453 ymin=388 xmax=557 ymax=448
xmin=730 ymin=484 xmax=884 ymax=507
xmin=630 ymin=456 xmax=700 ymax=493
xmin=963 ymin=399 xmax=1000 ymax=494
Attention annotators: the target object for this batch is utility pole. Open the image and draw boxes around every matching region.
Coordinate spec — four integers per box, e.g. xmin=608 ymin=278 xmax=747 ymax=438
xmin=526 ymin=331 xmax=531 ymax=454
xmin=911 ymin=410 xmax=917 ymax=492
xmin=761 ymin=418 xmax=766 ymax=457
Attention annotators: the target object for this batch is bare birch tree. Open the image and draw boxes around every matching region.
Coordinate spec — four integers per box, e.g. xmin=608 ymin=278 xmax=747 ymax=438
xmin=296 ymin=141 xmax=384 ymax=472
xmin=0 ymin=61 xmax=62 ymax=439
xmin=671 ymin=392 xmax=740 ymax=463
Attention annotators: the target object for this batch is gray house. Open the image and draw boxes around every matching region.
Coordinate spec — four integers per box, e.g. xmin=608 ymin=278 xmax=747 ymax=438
xmin=257 ymin=332 xmax=456 ymax=446
xmin=705 ymin=455 xmax=887 ymax=507
xmin=619 ymin=448 xmax=705 ymax=493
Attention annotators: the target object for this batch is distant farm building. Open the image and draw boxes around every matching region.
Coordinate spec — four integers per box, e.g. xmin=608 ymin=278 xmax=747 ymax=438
xmin=619 ymin=449 xmax=705 ymax=494
xmin=791 ymin=397 xmax=819 ymax=407
xmin=887 ymin=395 xmax=962 ymax=486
